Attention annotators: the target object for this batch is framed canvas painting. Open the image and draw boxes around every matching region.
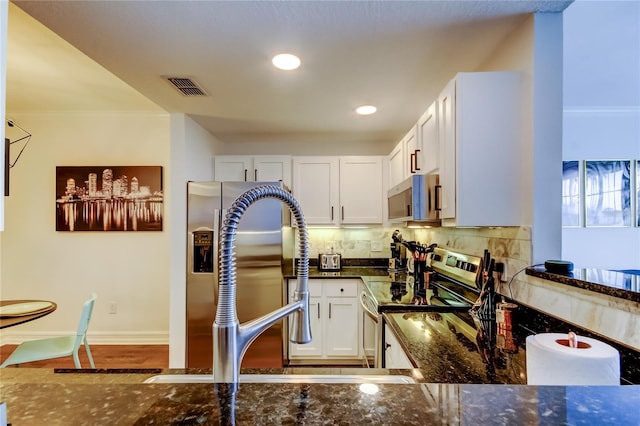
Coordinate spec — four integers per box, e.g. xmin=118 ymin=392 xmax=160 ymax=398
xmin=56 ymin=166 xmax=163 ymax=232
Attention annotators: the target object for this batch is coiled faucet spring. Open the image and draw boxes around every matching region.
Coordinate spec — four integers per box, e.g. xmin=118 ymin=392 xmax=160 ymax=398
xmin=214 ymin=185 xmax=311 ymax=386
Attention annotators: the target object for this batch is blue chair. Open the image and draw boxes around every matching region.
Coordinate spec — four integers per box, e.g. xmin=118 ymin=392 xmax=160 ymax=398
xmin=1 ymin=294 xmax=97 ymax=368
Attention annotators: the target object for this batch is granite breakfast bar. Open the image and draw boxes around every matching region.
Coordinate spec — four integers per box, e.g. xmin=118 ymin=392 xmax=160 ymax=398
xmin=1 ymin=368 xmax=639 ymax=425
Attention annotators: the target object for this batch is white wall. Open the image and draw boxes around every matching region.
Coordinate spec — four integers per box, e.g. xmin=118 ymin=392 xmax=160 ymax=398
xmin=0 ymin=0 xmax=7 ymax=232
xmin=220 ymin=135 xmax=393 ymax=156
xmin=0 ymin=112 xmax=171 ymax=344
xmin=475 ymin=13 xmax=564 ymax=264
xmin=562 ymin=0 xmax=640 ymax=269
xmin=168 ymin=113 xmax=222 ymax=367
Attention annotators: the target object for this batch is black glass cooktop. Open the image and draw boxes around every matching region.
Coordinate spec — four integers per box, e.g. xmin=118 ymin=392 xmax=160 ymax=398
xmin=365 ymin=273 xmax=475 ymax=313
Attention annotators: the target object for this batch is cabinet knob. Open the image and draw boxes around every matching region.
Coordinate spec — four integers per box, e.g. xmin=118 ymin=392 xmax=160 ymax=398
xmin=385 ymin=343 xmax=391 ymax=350
xmin=340 ymin=288 xmax=344 ymax=292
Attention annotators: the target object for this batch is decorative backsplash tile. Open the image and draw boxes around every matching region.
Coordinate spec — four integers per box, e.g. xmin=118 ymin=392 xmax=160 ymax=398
xmin=303 ymin=225 xmax=533 ymax=276
xmin=305 ymin=227 xmax=401 ymax=258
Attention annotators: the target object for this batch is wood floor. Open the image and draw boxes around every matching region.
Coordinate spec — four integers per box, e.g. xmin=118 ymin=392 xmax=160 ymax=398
xmin=0 ymin=333 xmax=284 ymax=369
xmin=0 ymin=344 xmax=170 ymax=369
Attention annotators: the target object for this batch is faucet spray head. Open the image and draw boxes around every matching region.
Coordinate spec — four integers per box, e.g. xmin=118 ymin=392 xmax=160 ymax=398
xmin=289 ymin=288 xmax=312 ymax=344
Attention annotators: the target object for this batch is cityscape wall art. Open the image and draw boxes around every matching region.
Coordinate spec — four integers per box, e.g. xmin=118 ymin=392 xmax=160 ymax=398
xmin=56 ymin=166 xmax=163 ymax=232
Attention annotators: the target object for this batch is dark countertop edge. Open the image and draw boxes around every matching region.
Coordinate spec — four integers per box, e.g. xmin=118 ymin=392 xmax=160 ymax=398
xmin=525 ymin=267 xmax=640 ymax=303
xmin=284 ymin=267 xmax=390 ymax=280
xmin=376 ymin=304 xmax=470 ymax=314
xmin=52 ymin=367 xmax=416 ymax=376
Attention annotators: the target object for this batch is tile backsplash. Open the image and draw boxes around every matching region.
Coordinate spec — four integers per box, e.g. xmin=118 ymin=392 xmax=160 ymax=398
xmin=306 ymin=227 xmax=399 ymax=258
xmin=304 ymin=225 xmax=533 ymax=274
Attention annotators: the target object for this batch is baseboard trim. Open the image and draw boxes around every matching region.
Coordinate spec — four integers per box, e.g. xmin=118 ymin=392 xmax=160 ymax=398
xmin=0 ymin=331 xmax=169 ymax=346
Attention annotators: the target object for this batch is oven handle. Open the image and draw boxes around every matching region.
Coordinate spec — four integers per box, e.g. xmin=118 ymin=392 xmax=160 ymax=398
xmin=359 ymin=291 xmax=379 ymax=323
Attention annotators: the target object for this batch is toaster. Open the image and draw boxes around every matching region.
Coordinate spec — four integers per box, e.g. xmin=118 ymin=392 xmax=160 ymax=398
xmin=318 ymin=253 xmax=342 ymax=271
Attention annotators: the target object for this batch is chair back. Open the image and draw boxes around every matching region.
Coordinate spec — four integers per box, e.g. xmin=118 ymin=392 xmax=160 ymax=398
xmin=75 ymin=293 xmax=97 ymax=342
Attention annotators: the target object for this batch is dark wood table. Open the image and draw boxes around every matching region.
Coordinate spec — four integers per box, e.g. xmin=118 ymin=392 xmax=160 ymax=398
xmin=0 ymin=300 xmax=57 ymax=329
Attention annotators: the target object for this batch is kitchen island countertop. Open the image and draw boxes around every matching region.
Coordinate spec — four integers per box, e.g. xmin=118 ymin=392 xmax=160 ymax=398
xmin=1 ymin=368 xmax=638 ymax=425
xmin=526 ymin=265 xmax=639 ymax=303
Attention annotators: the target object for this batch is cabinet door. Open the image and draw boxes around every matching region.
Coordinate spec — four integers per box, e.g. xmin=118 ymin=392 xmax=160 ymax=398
xmin=339 ymin=157 xmax=383 ymax=224
xmin=438 ymin=79 xmax=456 ymax=219
xmin=388 ymin=142 xmax=404 ymax=189
xmin=384 ymin=324 xmax=413 ymax=369
xmin=325 ymin=297 xmax=359 ymax=357
xmin=417 ymin=101 xmax=439 ymax=175
xmin=293 ymin=157 xmax=339 ymax=225
xmin=289 ymin=281 xmax=323 ymax=357
xmin=253 ymin=156 xmax=292 ymax=187
xmin=213 ymin=156 xmax=253 ymax=181
xmin=402 ymin=126 xmax=419 ymax=176
xmin=362 ymin=311 xmax=376 ymax=360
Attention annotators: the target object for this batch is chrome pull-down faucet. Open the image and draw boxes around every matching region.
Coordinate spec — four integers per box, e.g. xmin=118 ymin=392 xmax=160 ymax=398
xmin=213 ymin=185 xmax=311 ymax=386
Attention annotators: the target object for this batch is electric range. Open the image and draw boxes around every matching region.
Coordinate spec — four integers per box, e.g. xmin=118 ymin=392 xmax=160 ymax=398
xmin=360 ymin=248 xmax=485 ymax=368
xmin=363 ymin=248 xmax=483 ymax=313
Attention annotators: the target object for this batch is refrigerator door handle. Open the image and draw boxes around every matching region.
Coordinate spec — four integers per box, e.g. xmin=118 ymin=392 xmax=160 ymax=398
xmin=213 ymin=209 xmax=225 ymax=303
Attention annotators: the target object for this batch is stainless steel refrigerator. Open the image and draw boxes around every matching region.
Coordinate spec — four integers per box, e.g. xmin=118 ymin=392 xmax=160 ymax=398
xmin=186 ymin=181 xmax=294 ymax=368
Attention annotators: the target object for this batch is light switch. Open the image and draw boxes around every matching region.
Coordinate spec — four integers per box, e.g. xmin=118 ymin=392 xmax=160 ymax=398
xmin=371 ymin=241 xmax=383 ymax=252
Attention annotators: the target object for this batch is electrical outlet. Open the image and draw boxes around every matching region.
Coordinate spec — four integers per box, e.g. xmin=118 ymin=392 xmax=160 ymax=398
xmin=371 ymin=241 xmax=383 ymax=252
xmin=109 ymin=302 xmax=117 ymax=314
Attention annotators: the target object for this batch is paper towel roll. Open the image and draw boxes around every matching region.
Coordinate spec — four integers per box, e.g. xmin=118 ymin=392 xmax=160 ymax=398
xmin=526 ymin=333 xmax=620 ymax=385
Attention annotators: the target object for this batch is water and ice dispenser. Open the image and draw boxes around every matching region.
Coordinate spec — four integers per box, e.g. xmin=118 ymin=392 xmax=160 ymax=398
xmin=193 ymin=230 xmax=214 ymax=273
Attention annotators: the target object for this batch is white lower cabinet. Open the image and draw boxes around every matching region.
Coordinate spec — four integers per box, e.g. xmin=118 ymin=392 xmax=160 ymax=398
xmin=362 ymin=308 xmax=376 ymax=362
xmin=384 ymin=324 xmax=413 ymax=369
xmin=288 ymin=279 xmax=361 ymax=363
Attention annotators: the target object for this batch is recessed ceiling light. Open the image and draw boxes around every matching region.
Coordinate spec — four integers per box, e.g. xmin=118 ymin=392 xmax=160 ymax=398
xmin=356 ymin=105 xmax=377 ymax=115
xmin=272 ymin=53 xmax=301 ymax=71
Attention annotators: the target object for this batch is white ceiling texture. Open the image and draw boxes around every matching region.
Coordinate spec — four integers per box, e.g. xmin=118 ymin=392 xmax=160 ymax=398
xmin=7 ymin=1 xmax=572 ymax=147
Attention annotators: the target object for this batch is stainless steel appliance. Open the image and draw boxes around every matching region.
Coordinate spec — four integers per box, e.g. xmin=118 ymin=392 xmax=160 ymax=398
xmin=186 ymin=181 xmax=293 ymax=368
xmin=318 ymin=253 xmax=341 ymax=271
xmin=387 ymin=173 xmax=440 ymax=223
xmin=360 ymin=247 xmax=483 ymax=367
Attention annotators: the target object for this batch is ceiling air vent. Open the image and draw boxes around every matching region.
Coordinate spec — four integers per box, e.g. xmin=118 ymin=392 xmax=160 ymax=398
xmin=164 ymin=76 xmax=207 ymax=96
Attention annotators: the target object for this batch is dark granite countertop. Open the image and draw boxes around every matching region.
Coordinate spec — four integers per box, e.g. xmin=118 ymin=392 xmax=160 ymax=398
xmin=526 ymin=266 xmax=640 ymax=303
xmin=1 ymin=369 xmax=639 ymax=425
xmin=384 ymin=311 xmax=527 ymax=384
xmin=284 ymin=264 xmax=390 ymax=280
xmin=285 ymin=262 xmax=640 ymax=385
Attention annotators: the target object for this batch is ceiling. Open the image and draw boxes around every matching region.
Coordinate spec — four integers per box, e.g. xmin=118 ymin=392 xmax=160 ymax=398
xmin=7 ymin=1 xmax=572 ymax=147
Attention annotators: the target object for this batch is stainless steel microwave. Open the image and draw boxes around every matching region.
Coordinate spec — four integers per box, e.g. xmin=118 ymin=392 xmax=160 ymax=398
xmin=387 ymin=174 xmax=440 ymax=223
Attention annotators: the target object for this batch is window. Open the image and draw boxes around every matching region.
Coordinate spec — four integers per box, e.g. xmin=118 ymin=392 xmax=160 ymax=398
xmin=637 ymin=160 xmax=640 ymax=227
xmin=562 ymin=161 xmax=581 ymax=227
xmin=584 ymin=160 xmax=631 ymax=227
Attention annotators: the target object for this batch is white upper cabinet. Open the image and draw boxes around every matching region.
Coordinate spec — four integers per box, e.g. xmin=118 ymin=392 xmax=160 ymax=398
xmin=438 ymin=71 xmax=523 ymax=227
xmin=292 ymin=157 xmax=340 ymax=225
xmin=438 ymin=78 xmax=456 ymax=220
xmin=293 ymin=156 xmax=384 ymax=225
xmin=403 ymin=125 xmax=420 ymax=175
xmin=213 ymin=155 xmax=292 ymax=187
xmin=416 ymin=100 xmax=439 ymax=175
xmin=388 ymin=126 xmax=418 ymax=189
xmin=387 ymin=101 xmax=439 ymax=190
xmin=388 ymin=142 xmax=405 ymax=189
xmin=339 ymin=156 xmax=384 ymax=224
